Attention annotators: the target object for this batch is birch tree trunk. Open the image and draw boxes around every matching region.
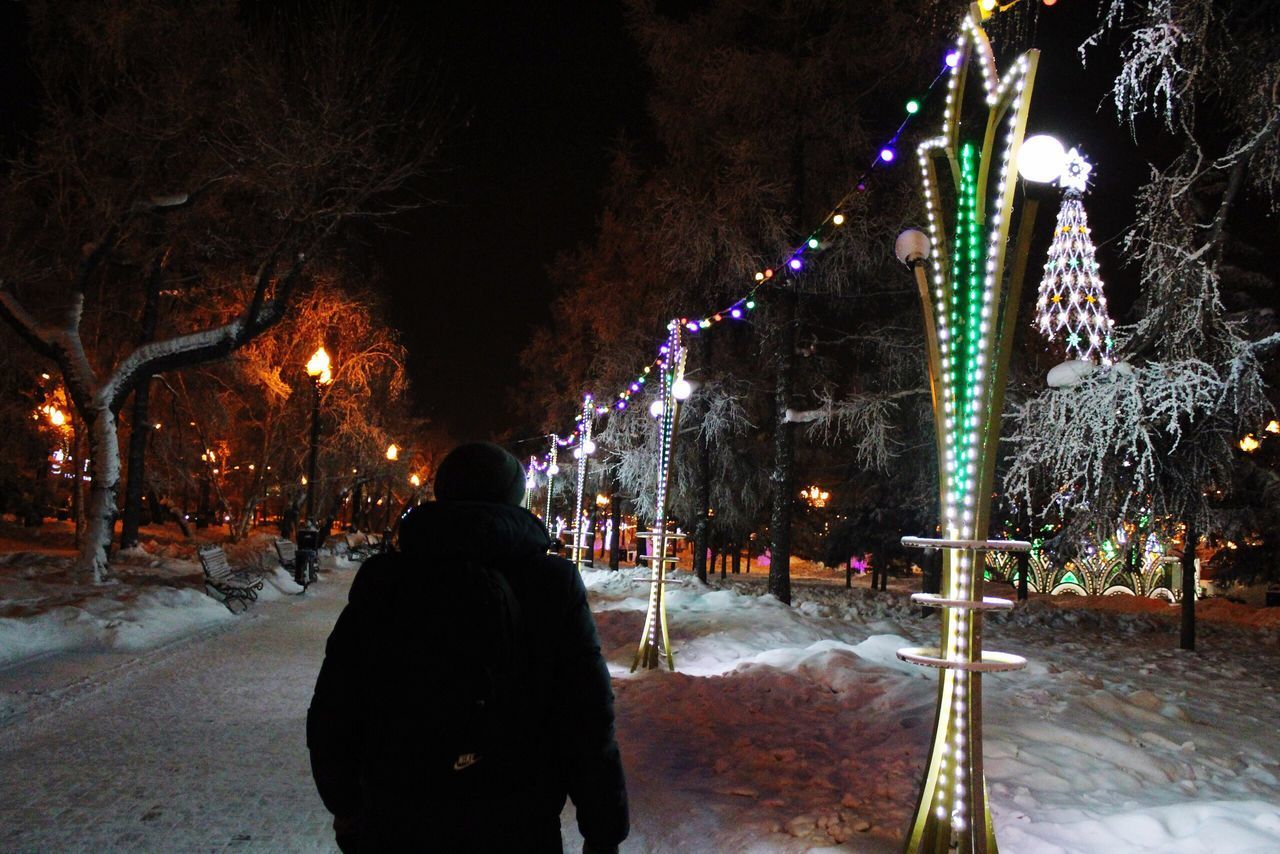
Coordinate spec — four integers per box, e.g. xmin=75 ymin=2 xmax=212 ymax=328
xmin=81 ymin=406 xmax=121 ymax=581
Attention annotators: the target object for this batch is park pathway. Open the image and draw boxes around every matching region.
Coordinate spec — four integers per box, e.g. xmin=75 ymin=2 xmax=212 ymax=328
xmin=0 ymin=571 xmax=348 ymax=851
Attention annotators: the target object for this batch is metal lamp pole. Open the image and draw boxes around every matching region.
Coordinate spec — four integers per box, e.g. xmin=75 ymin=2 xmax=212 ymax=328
xmin=304 ymin=346 xmax=332 ymax=525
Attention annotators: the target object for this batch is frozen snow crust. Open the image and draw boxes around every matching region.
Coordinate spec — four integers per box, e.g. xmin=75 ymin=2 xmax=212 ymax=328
xmin=584 ymin=568 xmax=1280 ymax=852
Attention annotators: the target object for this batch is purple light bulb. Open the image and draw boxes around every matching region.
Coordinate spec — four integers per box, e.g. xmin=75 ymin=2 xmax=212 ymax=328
xmin=880 ymin=147 xmax=896 ymax=163
xmin=945 ymin=50 xmax=960 ymax=68
xmin=788 ymin=258 xmax=802 ymax=271
xmin=731 ymin=308 xmax=742 ymax=319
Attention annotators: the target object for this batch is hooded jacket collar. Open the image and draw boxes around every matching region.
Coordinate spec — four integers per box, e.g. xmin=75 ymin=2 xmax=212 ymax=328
xmin=397 ymin=501 xmax=551 ymax=563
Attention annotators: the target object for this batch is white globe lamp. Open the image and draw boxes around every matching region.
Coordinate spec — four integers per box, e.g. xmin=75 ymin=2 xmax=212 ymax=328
xmin=649 ymin=400 xmax=664 ymax=419
xmin=671 ymin=378 xmax=693 ymax=401
xmin=895 ymin=229 xmax=931 ymax=266
xmin=1017 ymin=134 xmax=1066 ymax=183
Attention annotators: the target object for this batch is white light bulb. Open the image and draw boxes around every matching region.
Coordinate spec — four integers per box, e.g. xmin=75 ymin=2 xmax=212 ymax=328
xmin=582 ymin=439 xmax=596 ymax=455
xmin=649 ymin=400 xmax=664 ymax=419
xmin=1018 ymin=134 xmax=1067 ymax=183
xmin=672 ymin=378 xmax=693 ymax=400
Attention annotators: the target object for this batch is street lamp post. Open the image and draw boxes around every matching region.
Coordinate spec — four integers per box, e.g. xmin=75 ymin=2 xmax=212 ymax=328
xmin=304 ymin=346 xmax=332 ymax=525
xmin=383 ymin=443 xmax=399 ymax=534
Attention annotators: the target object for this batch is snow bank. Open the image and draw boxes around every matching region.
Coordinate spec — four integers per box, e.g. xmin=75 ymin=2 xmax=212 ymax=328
xmin=0 ymin=586 xmax=234 ymax=668
xmin=0 ymin=532 xmax=350 ymax=670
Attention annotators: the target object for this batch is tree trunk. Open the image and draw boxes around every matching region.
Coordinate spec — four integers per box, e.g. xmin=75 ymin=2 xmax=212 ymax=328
xmin=767 ymin=285 xmax=798 ymax=605
xmin=1180 ymin=519 xmax=1197 ymax=651
xmin=845 ymin=559 xmax=853 ymax=588
xmin=609 ymin=482 xmax=621 ymax=570
xmin=351 ymin=480 xmax=364 ymax=529
xmin=634 ymin=520 xmax=646 ymax=567
xmin=78 ymin=406 xmax=121 ymax=582
xmin=118 ymin=276 xmax=162 ymax=550
xmin=1016 ymin=549 xmax=1030 ymax=602
xmin=692 ymin=425 xmax=711 ymax=583
xmin=235 ymin=494 xmax=260 ymax=541
xmin=731 ymin=544 xmax=741 ymax=574
xmin=118 ymin=376 xmax=153 ymax=550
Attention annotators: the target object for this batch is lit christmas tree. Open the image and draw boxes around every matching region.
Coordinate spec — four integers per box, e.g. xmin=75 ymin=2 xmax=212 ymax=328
xmin=1034 ymin=149 xmax=1116 ymax=364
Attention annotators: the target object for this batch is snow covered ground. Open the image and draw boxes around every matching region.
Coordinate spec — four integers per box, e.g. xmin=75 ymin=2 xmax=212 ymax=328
xmin=1 ymin=549 xmax=1278 ymax=852
xmin=587 ymin=568 xmax=1280 ymax=853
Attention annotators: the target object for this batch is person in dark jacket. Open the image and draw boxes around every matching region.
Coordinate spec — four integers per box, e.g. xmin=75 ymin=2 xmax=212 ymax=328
xmin=307 ymin=442 xmax=629 ymax=853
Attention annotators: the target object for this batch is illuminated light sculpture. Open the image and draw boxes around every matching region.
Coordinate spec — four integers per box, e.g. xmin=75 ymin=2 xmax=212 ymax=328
xmin=567 ymin=396 xmax=595 ymax=571
xmin=896 ymin=6 xmax=1039 ymax=851
xmin=632 ymin=320 xmax=688 ymax=672
xmin=544 ymin=437 xmax=559 ymax=527
xmin=525 ymin=455 xmax=538 ymax=510
xmin=1033 ymin=149 xmax=1115 ymax=364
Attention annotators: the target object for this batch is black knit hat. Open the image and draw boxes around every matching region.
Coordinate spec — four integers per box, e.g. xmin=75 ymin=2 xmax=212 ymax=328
xmin=433 ymin=441 xmax=526 ymax=506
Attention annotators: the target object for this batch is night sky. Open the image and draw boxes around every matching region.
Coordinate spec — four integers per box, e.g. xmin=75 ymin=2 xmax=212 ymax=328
xmin=372 ymin=2 xmax=646 ymax=441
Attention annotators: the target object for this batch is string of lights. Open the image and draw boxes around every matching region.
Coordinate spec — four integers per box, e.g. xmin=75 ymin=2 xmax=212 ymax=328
xmin=528 ymin=1 xmax=1053 ymax=481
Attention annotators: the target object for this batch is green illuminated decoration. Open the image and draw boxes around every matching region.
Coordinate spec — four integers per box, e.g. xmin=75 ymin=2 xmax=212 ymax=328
xmin=633 ymin=321 xmax=688 ymax=671
xmin=894 ymin=5 xmax=1041 ymax=852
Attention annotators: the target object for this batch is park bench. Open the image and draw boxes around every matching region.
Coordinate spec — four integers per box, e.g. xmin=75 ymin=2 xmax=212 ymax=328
xmin=273 ymin=538 xmax=297 ymax=574
xmin=343 ymin=531 xmax=386 ymax=560
xmin=197 ymin=544 xmax=263 ymax=612
xmin=343 ymin=531 xmax=368 ymax=558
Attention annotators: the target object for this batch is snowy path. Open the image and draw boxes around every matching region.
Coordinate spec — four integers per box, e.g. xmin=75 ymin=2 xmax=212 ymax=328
xmin=0 ymin=573 xmax=344 ymax=852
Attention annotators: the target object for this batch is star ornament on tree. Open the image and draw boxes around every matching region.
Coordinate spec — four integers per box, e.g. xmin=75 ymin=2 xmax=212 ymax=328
xmin=1058 ymin=147 xmax=1092 ymax=195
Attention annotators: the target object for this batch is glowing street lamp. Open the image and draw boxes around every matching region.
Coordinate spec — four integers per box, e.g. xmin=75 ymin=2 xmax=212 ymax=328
xmin=304 ymin=346 xmax=334 ymax=525
xmin=306 ymin=346 xmax=332 ymax=385
xmin=409 ymin=473 xmax=421 ymax=488
xmin=385 ymin=443 xmax=399 ymax=461
xmin=1239 ymin=434 xmax=1261 ymax=453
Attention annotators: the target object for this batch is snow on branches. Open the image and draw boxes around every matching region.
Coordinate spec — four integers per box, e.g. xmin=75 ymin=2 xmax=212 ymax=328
xmin=1004 ymin=360 xmax=1220 ymax=522
xmin=786 ymin=389 xmax=921 ymax=473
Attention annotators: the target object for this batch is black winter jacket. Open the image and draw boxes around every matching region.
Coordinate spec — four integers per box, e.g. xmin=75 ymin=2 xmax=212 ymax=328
xmin=307 ymin=501 xmax=629 ymax=852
